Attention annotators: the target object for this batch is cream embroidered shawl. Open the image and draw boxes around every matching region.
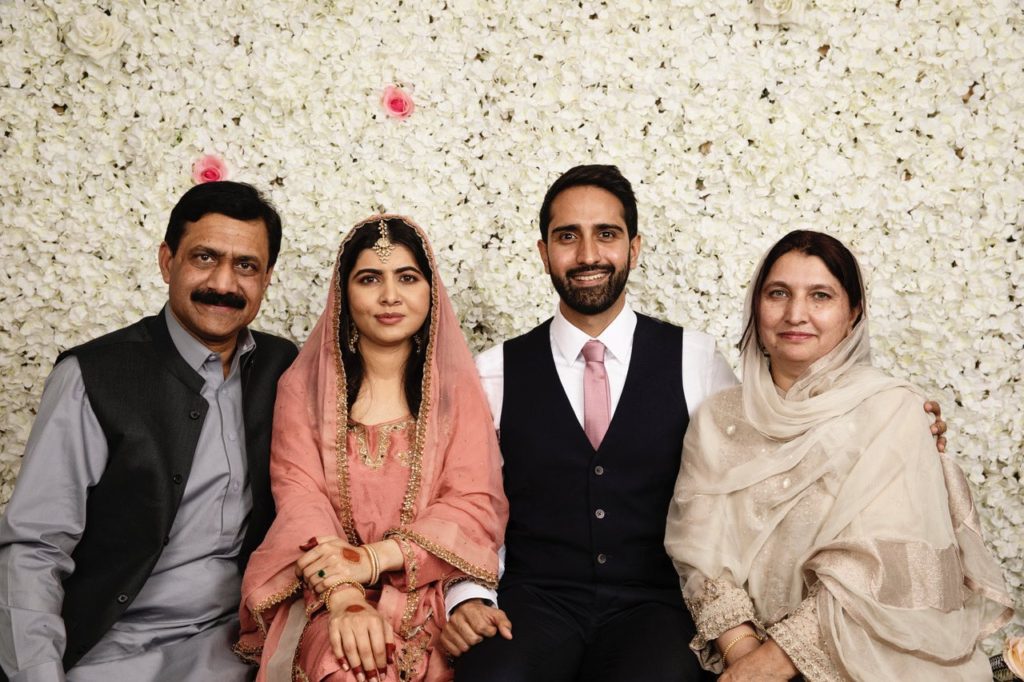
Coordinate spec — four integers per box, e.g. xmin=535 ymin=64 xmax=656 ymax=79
xmin=665 ymin=265 xmax=1013 ymax=680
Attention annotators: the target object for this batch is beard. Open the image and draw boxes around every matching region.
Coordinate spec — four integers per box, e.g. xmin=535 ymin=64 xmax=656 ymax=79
xmin=550 ymin=264 xmax=630 ymax=315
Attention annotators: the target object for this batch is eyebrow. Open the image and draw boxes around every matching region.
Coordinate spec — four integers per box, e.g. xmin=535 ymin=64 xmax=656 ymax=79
xmin=550 ymin=223 xmax=625 ymax=233
xmin=352 ymin=265 xmax=424 ymax=277
xmin=192 ymin=245 xmax=262 ymax=263
xmin=762 ymin=280 xmax=839 ymax=291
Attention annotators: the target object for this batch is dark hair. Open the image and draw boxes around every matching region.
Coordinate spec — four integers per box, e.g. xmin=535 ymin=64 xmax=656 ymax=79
xmin=538 ymin=165 xmax=638 ymax=240
xmin=165 ymin=181 xmax=283 ymax=267
xmin=337 ymin=218 xmax=433 ymax=417
xmin=740 ymin=230 xmax=864 ymax=351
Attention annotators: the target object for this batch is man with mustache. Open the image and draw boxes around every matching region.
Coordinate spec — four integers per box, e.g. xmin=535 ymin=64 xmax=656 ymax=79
xmin=0 ymin=181 xmax=297 ymax=681
xmin=442 ymin=165 xmax=946 ymax=681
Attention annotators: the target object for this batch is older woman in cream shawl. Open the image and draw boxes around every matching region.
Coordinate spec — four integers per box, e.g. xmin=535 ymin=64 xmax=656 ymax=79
xmin=665 ymin=230 xmax=1012 ymax=681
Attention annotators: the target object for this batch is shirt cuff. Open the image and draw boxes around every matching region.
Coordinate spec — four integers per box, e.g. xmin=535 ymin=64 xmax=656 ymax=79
xmin=444 ymin=581 xmax=498 ymax=619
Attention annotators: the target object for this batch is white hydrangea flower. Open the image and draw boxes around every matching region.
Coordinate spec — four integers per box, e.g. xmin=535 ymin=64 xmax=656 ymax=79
xmin=0 ymin=0 xmax=1020 ymax=645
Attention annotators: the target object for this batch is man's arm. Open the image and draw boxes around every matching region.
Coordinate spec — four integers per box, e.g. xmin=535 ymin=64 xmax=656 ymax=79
xmin=681 ymin=330 xmax=739 ymax=418
xmin=0 ymin=358 xmax=107 ymax=681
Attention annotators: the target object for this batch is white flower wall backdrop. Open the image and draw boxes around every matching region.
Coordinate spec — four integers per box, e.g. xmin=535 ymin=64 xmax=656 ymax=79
xmin=1 ymin=0 xmax=1021 ymax=645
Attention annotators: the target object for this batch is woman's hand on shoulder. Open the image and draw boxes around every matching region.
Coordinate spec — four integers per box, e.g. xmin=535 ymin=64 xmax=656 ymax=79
xmin=923 ymin=400 xmax=947 ymax=453
xmin=327 ymin=588 xmax=395 ymax=682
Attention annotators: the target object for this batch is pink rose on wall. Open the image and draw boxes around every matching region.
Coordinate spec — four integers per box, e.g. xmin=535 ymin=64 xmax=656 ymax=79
xmin=192 ymin=155 xmax=229 ymax=184
xmin=380 ymin=85 xmax=415 ymax=119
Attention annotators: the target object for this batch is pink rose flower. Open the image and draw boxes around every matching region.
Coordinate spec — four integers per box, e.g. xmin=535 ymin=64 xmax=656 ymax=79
xmin=380 ymin=85 xmax=415 ymax=119
xmin=192 ymin=155 xmax=229 ymax=184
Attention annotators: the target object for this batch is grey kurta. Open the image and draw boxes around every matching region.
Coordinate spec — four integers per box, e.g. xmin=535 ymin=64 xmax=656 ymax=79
xmin=0 ymin=308 xmax=257 ymax=681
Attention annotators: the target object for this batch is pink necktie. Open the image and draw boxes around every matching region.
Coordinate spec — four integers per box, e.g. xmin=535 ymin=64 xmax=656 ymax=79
xmin=582 ymin=340 xmax=611 ymax=449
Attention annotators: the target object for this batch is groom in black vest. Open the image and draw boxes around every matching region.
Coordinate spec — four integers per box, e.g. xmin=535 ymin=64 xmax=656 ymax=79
xmin=0 ymin=181 xmax=297 ymax=681
xmin=444 ymin=166 xmax=732 ymax=681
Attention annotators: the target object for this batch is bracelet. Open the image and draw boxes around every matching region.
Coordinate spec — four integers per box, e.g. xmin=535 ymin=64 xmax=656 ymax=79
xmin=323 ymin=579 xmax=365 ymax=612
xmin=363 ymin=543 xmax=381 ymax=586
xmin=721 ymin=632 xmax=763 ymax=662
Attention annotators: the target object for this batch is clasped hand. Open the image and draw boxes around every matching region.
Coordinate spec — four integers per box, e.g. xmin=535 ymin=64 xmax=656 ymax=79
xmin=439 ymin=598 xmax=513 ymax=657
xmin=296 ymin=535 xmax=370 ymax=595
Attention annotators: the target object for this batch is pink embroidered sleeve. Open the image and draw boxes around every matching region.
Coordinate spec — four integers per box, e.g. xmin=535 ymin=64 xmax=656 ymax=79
xmin=384 ymin=534 xmax=457 ymax=592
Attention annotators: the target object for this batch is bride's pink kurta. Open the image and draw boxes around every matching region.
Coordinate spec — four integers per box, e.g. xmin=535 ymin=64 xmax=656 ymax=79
xmin=236 ymin=216 xmax=508 ymax=682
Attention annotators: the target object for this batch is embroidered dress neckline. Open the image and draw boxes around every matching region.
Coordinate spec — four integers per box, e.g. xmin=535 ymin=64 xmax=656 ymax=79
xmin=348 ymin=414 xmax=415 ymax=429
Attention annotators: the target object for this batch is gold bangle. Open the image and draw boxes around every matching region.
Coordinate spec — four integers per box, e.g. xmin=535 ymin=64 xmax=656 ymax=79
xmin=363 ymin=543 xmax=381 ymax=585
xmin=323 ymin=579 xmax=365 ymax=612
xmin=721 ymin=632 xmax=762 ymax=662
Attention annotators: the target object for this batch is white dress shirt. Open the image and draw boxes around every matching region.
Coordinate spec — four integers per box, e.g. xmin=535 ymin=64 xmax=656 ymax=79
xmin=446 ymin=303 xmax=738 ymax=614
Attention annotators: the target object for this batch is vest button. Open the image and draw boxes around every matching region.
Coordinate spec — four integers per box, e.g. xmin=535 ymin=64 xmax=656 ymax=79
xmin=594 ymin=465 xmax=604 ymax=476
xmin=597 ymin=553 xmax=608 ymax=564
xmin=189 ymin=410 xmax=200 ymax=420
xmin=116 ymin=593 xmax=129 ymax=604
xmin=595 ymin=509 xmax=606 ymax=519
xmin=172 ymin=474 xmax=183 ymax=484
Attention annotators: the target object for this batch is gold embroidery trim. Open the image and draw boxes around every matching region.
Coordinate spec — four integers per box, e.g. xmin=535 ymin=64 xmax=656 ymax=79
xmin=386 ymin=528 xmax=499 ymax=589
xmin=443 ymin=574 xmax=474 ymax=594
xmin=351 ymin=418 xmax=416 ymax=469
xmin=250 ymin=579 xmax=302 ymax=634
xmin=290 ymin=614 xmax=318 ymax=682
xmin=684 ymin=577 xmax=761 ymax=647
xmin=396 ymin=535 xmax=420 ymax=592
xmin=393 ymin=535 xmax=426 ymax=641
xmin=331 ymin=233 xmax=360 ymax=546
xmin=399 ymin=227 xmax=439 ymax=527
xmin=232 ymin=641 xmax=262 ymax=664
xmin=396 ymin=628 xmax=431 ymax=682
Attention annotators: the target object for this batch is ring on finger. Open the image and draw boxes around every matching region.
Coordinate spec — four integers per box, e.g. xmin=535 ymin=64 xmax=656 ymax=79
xmin=318 ymin=569 xmax=326 ymax=578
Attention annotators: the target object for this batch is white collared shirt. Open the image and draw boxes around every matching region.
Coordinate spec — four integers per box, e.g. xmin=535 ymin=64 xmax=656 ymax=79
xmin=446 ymin=302 xmax=739 ymax=613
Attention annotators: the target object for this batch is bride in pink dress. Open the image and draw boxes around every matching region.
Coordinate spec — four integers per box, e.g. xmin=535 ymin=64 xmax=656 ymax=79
xmin=237 ymin=216 xmax=507 ymax=682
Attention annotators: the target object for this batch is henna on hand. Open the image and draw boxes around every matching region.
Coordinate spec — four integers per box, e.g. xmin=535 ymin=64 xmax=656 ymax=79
xmin=345 ymin=604 xmax=366 ymax=613
xmin=342 ymin=547 xmax=362 ymax=562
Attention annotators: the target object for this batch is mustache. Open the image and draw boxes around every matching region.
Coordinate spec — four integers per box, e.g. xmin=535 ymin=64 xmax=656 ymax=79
xmin=190 ymin=289 xmax=246 ymax=309
xmin=565 ymin=265 xmax=614 ymax=279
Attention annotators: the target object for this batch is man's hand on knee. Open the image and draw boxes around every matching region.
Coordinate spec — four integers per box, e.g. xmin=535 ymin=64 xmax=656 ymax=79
xmin=440 ymin=598 xmax=513 ymax=657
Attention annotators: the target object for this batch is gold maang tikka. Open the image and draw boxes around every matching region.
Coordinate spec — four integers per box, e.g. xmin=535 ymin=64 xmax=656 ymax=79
xmin=373 ymin=218 xmax=394 ymax=262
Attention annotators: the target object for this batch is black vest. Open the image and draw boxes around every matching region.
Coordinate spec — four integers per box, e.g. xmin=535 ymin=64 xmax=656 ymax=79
xmin=499 ymin=314 xmax=689 ymax=591
xmin=49 ymin=313 xmax=296 ymax=672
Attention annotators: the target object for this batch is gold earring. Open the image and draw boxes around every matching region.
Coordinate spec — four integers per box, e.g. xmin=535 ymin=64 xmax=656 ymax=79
xmin=413 ymin=332 xmax=423 ymax=355
xmin=348 ymin=322 xmax=359 ymax=353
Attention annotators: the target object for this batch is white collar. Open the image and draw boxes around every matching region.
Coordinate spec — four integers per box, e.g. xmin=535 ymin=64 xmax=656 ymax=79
xmin=551 ymin=301 xmax=637 ymax=366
